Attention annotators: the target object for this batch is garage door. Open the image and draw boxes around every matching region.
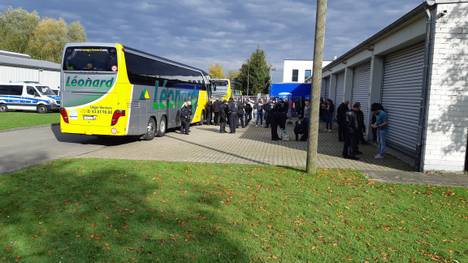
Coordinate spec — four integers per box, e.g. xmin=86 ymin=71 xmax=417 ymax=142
xmin=334 ymin=72 xmax=345 ymax=105
xmin=382 ymin=42 xmax=425 ymax=157
xmin=352 ymin=62 xmax=371 ymax=127
xmin=321 ymin=77 xmax=330 ymax=99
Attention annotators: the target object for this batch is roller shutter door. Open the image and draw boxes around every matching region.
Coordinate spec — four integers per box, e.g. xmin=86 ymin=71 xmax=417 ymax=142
xmin=321 ymin=77 xmax=330 ymax=98
xmin=381 ymin=42 xmax=425 ymax=157
xmin=334 ymin=72 xmax=345 ymax=104
xmin=352 ymin=62 xmax=371 ymax=126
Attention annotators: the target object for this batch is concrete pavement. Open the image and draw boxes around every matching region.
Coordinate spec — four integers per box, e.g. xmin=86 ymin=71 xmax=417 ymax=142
xmin=0 ymin=125 xmax=106 ymax=174
xmin=1 ymin=123 xmax=467 ymax=187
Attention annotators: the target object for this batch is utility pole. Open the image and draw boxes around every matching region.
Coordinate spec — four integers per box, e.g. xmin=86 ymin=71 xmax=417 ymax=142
xmin=306 ymin=0 xmax=328 ymax=174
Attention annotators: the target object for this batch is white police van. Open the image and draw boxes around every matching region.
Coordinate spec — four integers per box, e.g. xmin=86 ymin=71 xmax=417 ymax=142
xmin=0 ymin=81 xmax=61 ymax=113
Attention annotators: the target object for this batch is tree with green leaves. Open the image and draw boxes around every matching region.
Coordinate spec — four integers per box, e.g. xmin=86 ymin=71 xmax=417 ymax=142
xmin=0 ymin=7 xmax=87 ymax=63
xmin=209 ymin=64 xmax=225 ymax=79
xmin=237 ymin=48 xmax=271 ymax=95
xmin=26 ymin=18 xmax=69 ymax=63
xmin=67 ymin=21 xmax=87 ymax=42
xmin=0 ymin=7 xmax=39 ymax=53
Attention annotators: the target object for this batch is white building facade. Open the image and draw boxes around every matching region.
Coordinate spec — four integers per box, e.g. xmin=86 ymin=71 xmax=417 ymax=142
xmin=0 ymin=50 xmax=61 ymax=89
xmin=321 ymin=0 xmax=468 ymax=172
xmin=282 ymin=59 xmax=331 ymax=83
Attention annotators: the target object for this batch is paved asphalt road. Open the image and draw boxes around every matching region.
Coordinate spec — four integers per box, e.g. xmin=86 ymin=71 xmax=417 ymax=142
xmin=0 ymin=124 xmax=122 ymax=174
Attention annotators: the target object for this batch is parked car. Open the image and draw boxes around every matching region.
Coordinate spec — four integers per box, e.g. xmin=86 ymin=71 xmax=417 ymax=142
xmin=0 ymin=82 xmax=61 ymax=113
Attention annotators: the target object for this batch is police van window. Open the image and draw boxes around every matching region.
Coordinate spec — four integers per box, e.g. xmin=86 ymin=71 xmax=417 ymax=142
xmin=27 ymin=86 xmax=39 ymax=96
xmin=0 ymin=85 xmax=22 ymax=96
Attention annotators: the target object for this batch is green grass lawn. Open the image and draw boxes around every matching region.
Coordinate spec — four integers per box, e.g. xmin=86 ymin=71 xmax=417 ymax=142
xmin=0 ymin=159 xmax=466 ymax=262
xmin=0 ymin=111 xmax=59 ymax=131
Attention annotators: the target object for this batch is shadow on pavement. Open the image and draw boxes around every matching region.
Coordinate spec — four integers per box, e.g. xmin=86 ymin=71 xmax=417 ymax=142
xmin=50 ymin=124 xmax=140 ymax=146
xmin=238 ymin=122 xmax=416 ymax=172
xmin=166 ymin=134 xmax=271 ymax=166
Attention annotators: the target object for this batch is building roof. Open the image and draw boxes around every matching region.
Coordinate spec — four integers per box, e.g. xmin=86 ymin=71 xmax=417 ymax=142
xmin=0 ymin=50 xmax=60 ymax=71
xmin=323 ymin=2 xmax=429 ymax=71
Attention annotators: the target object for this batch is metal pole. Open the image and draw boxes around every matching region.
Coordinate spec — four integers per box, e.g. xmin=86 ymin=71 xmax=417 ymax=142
xmin=306 ymin=0 xmax=328 ymax=174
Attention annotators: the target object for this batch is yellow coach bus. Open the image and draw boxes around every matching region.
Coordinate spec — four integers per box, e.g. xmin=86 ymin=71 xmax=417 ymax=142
xmin=210 ymin=78 xmax=232 ymax=101
xmin=59 ymin=43 xmax=210 ymax=140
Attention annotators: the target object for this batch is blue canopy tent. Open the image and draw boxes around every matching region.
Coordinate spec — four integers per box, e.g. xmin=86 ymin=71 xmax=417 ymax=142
xmin=269 ymin=83 xmax=312 ymax=99
xmin=269 ymin=83 xmax=313 ymax=118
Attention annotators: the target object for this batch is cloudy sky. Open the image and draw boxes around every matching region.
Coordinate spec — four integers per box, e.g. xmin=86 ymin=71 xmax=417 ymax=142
xmin=1 ymin=0 xmax=423 ymax=81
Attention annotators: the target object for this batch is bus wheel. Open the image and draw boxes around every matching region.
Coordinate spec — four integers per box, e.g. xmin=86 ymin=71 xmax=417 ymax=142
xmin=0 ymin=104 xmax=7 ymax=112
xmin=156 ymin=116 xmax=166 ymax=137
xmin=142 ymin=118 xmax=156 ymax=141
xmin=37 ymin=105 xmax=48 ymax=113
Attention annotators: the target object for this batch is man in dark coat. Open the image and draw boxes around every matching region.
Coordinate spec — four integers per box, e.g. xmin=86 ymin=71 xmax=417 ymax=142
xmin=336 ymin=101 xmax=349 ymax=142
xmin=353 ymin=102 xmax=367 ymax=148
xmin=205 ymin=100 xmax=213 ymax=125
xmin=342 ymin=109 xmax=359 ymax=159
xmin=270 ymin=101 xmax=281 ymax=140
xmin=219 ymin=100 xmax=228 ymax=133
xmin=180 ymin=101 xmax=192 ymax=135
xmin=245 ymin=102 xmax=252 ymax=124
xmin=213 ymin=99 xmax=221 ymax=125
xmin=228 ymin=98 xmax=238 ymax=133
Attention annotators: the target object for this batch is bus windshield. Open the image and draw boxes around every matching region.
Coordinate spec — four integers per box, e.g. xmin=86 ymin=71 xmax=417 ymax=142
xmin=212 ymin=80 xmax=228 ymax=92
xmin=36 ymin=86 xmax=55 ymax=96
xmin=63 ymin=47 xmax=117 ymax=72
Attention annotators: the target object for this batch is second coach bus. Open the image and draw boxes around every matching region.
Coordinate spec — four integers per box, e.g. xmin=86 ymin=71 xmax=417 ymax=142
xmin=210 ymin=78 xmax=232 ymax=101
xmin=59 ymin=43 xmax=210 ymax=140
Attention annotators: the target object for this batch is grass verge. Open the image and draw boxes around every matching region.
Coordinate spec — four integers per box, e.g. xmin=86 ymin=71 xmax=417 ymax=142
xmin=0 ymin=111 xmax=59 ymax=131
xmin=0 ymin=159 xmax=466 ymax=262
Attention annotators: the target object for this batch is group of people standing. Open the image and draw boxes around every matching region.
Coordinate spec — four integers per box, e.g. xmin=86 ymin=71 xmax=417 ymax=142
xmin=204 ymin=98 xmax=253 ymax=134
xmin=332 ymin=100 xmax=388 ymax=160
xmin=253 ymin=98 xmax=290 ymax=141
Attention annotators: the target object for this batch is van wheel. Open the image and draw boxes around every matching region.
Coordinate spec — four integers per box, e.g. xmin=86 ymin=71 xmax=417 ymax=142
xmin=37 ymin=105 xmax=48 ymax=113
xmin=142 ymin=118 xmax=156 ymax=141
xmin=156 ymin=116 xmax=166 ymax=137
xmin=0 ymin=104 xmax=7 ymax=112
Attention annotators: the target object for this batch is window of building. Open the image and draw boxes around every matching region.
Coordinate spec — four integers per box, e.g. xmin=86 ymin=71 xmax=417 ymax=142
xmin=292 ymin=69 xmax=299 ymax=82
xmin=305 ymin=70 xmax=312 ymax=81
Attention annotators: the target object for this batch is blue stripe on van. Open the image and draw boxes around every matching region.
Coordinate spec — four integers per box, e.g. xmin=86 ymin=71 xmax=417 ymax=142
xmin=0 ymin=95 xmax=51 ymax=105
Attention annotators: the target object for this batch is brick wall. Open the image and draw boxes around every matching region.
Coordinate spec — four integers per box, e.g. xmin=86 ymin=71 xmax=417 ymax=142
xmin=423 ymin=2 xmax=468 ymax=172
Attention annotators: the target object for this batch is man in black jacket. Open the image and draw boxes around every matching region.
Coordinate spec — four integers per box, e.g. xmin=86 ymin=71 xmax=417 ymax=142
xmin=213 ymin=99 xmax=221 ymax=125
xmin=219 ymin=100 xmax=228 ymax=133
xmin=353 ymin=102 xmax=367 ymax=147
xmin=205 ymin=100 xmax=213 ymax=125
xmin=180 ymin=101 xmax=192 ymax=135
xmin=270 ymin=100 xmax=280 ymax=140
xmin=228 ymin=98 xmax=238 ymax=133
xmin=336 ymin=101 xmax=349 ymax=142
xmin=245 ymin=102 xmax=252 ymax=125
xmin=342 ymin=109 xmax=359 ymax=159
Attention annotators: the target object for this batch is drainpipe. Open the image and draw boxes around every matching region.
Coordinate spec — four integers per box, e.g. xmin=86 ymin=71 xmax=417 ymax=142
xmin=416 ymin=5 xmax=437 ymax=172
